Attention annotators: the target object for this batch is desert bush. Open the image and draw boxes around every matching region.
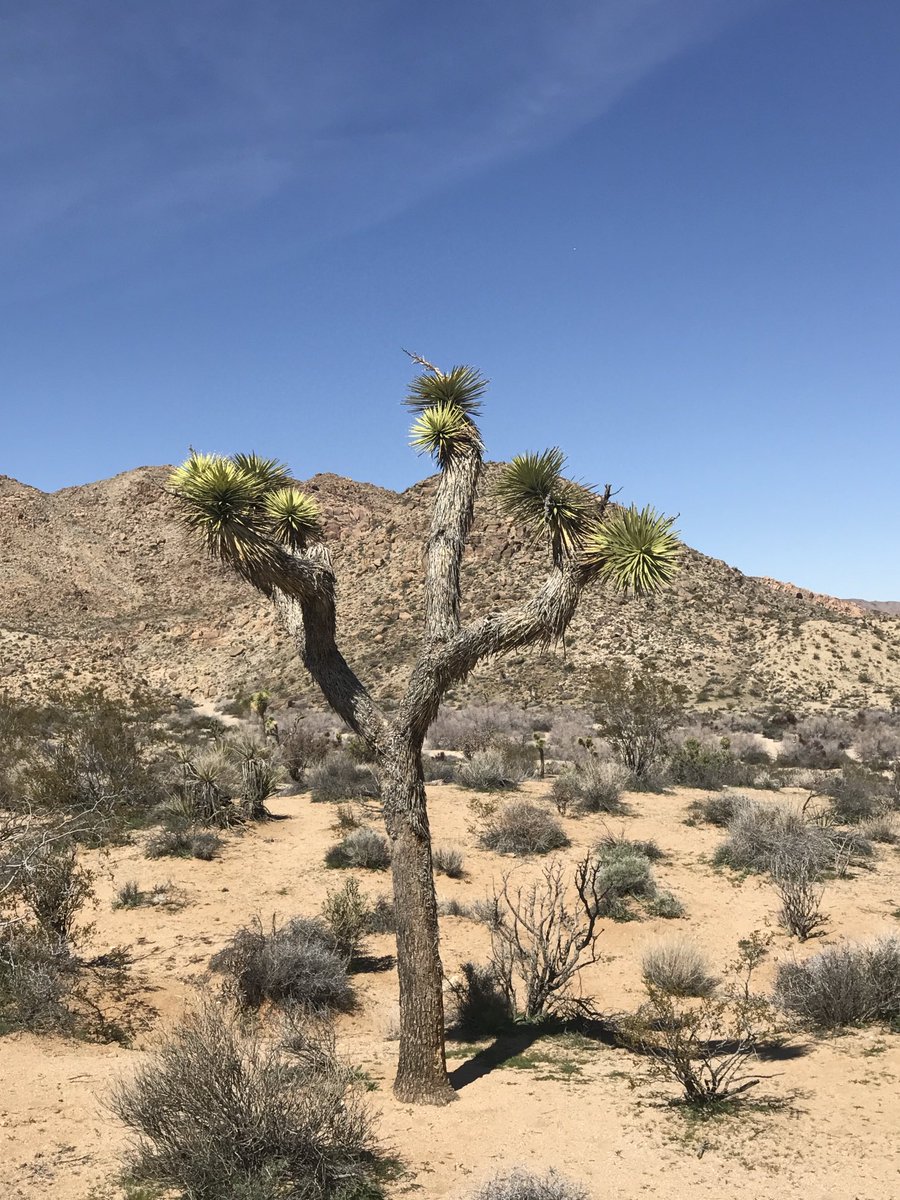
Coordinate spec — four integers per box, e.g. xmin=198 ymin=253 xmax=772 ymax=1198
xmin=433 ymin=845 xmax=465 ymax=878
xmin=325 ymin=827 xmax=391 ymax=871
xmin=448 ymin=961 xmax=515 ymax=1035
xmin=668 ymin=737 xmax=747 ymax=790
xmin=595 ymin=832 xmax=664 ymax=862
xmin=14 ymin=691 xmax=165 ymax=836
xmin=423 ymin=753 xmax=458 ymax=783
xmin=624 ymin=933 xmax=775 ymax=1106
xmin=686 ymin=791 xmax=742 ymax=827
xmin=645 ymin=891 xmax=686 ymax=919
xmin=12 ymin=838 xmax=94 ymax=946
xmin=550 ymin=759 xmax=628 ymax=815
xmin=726 ymin=731 xmax=772 ymax=765
xmin=468 ymin=1167 xmax=589 ymax=1200
xmin=427 ymin=703 xmax=535 ymax=756
xmin=307 ymin=750 xmax=379 ymax=804
xmin=458 ymin=744 xmax=533 ymax=791
xmin=860 ymin=813 xmax=898 ymax=844
xmin=321 ymin=878 xmax=370 ymax=962
xmin=772 ymin=848 xmax=827 ymax=940
xmin=712 ymin=799 xmax=830 ymax=875
xmin=853 ymin=722 xmax=900 ymax=769
xmin=775 ymin=936 xmax=900 ymax=1029
xmin=479 ymin=802 xmax=569 ymax=857
xmin=641 ymin=937 xmax=717 ymax=997
xmin=595 ymin=848 xmax=655 ymax=919
xmin=593 ymin=663 xmax=685 ymax=784
xmin=279 ymin=717 xmax=331 ymax=783
xmin=145 ymin=828 xmax=222 ymax=860
xmin=0 ymin=925 xmax=76 ymax=1032
xmin=823 ymin=763 xmax=891 ymax=824
xmin=487 ymin=856 xmax=605 ymax=1021
xmin=111 ymin=998 xmax=378 ymax=1200
xmin=210 ymin=916 xmax=353 ymax=1012
xmin=778 ymin=733 xmax=847 ymax=770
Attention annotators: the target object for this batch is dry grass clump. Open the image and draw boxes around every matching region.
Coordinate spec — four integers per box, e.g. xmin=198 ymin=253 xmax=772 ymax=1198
xmin=145 ymin=828 xmax=222 ymax=860
xmin=325 ymin=827 xmax=391 ymax=871
xmin=686 ymin=791 xmax=744 ymax=827
xmin=458 ymin=744 xmax=534 ymax=792
xmin=641 ymin=937 xmax=717 ymax=997
xmin=467 ymin=1167 xmax=590 ymax=1200
xmin=209 ymin=916 xmax=354 ymax=1012
xmin=479 ymin=801 xmax=569 ymax=857
xmin=307 ymin=750 xmax=379 ymax=803
xmin=550 ymin=759 xmax=628 ymax=815
xmin=774 ymin=936 xmax=900 ymax=1029
xmin=822 ymin=763 xmax=892 ymax=824
xmin=433 ymin=844 xmax=465 ymax=878
xmin=712 ymin=799 xmax=826 ymax=874
xmin=111 ymin=998 xmax=380 ymax=1200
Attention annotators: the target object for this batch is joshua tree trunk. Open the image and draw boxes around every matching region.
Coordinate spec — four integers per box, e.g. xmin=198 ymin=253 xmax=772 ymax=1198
xmin=382 ymin=740 xmax=453 ymax=1103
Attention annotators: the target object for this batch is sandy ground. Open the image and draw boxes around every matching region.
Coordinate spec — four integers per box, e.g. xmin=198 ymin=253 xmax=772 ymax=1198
xmin=2 ymin=779 xmax=900 ymax=1200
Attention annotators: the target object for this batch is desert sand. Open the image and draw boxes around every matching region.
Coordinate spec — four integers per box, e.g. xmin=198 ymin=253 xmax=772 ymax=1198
xmin=2 ymin=778 xmax=899 ymax=1199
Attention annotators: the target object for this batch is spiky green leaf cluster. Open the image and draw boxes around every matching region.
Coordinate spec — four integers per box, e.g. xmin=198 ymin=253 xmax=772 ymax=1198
xmin=404 ymin=365 xmax=488 ymax=416
xmin=405 ymin=365 xmax=486 ymax=467
xmin=168 ymin=452 xmax=322 ymax=572
xmin=581 ymin=505 xmax=681 ymax=596
xmin=495 ymin=449 xmax=599 ymax=565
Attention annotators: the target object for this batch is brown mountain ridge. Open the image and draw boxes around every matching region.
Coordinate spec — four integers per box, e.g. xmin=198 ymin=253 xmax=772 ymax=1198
xmin=1 ymin=465 xmax=899 ymax=711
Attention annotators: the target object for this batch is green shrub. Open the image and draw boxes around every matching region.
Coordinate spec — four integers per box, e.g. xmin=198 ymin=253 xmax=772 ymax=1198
xmin=307 ymin=751 xmax=379 ymax=803
xmin=433 ymin=845 xmax=465 ymax=878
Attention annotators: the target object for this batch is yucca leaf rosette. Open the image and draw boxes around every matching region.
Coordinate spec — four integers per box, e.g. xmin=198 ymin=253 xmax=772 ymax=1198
xmin=168 ymin=451 xmax=322 ymax=577
xmin=581 ymin=504 xmax=681 ymax=595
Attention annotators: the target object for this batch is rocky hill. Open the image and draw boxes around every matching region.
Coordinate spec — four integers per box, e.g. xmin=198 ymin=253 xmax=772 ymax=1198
xmin=2 ymin=465 xmax=899 ymax=712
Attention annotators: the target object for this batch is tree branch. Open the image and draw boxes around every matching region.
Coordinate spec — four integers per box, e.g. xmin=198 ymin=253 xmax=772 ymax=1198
xmin=247 ymin=545 xmax=390 ymax=751
xmin=423 ymin=446 xmax=483 ymax=642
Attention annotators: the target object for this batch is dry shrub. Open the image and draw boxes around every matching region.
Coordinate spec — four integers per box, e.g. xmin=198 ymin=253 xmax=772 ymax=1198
xmin=468 ymin=1167 xmax=590 ymax=1200
xmin=321 ymin=878 xmax=370 ymax=961
xmin=823 ymin=763 xmax=892 ymax=824
xmin=433 ymin=845 xmax=465 ymax=878
xmin=427 ymin=703 xmax=535 ymax=756
xmin=775 ymin=936 xmax=900 ymax=1029
xmin=686 ymin=792 xmax=743 ymax=827
xmin=280 ymin=717 xmax=331 ymax=783
xmin=111 ymin=998 xmax=380 ymax=1200
xmin=487 ymin=856 xmax=605 ymax=1021
xmin=209 ymin=916 xmax=354 ymax=1012
xmin=712 ymin=799 xmax=829 ymax=875
xmin=307 ymin=751 xmax=379 ymax=804
xmin=641 ymin=937 xmax=717 ymax=998
xmin=479 ymin=802 xmax=569 ymax=857
xmin=459 ymin=744 xmax=532 ymax=792
xmin=423 ymin=753 xmax=458 ymax=783
xmin=325 ymin=827 xmax=391 ymax=871
xmin=624 ymin=933 xmax=776 ymax=1106
xmin=772 ymin=848 xmax=827 ymax=941
xmin=551 ymin=759 xmax=628 ymax=815
xmin=145 ymin=829 xmax=222 ymax=861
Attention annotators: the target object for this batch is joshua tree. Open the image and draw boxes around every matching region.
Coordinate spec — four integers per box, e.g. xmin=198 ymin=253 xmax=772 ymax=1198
xmin=169 ymin=359 xmax=680 ymax=1104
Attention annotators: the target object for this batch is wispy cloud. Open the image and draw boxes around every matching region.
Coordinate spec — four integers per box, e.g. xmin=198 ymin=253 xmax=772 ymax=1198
xmin=0 ymin=0 xmax=770 ymax=292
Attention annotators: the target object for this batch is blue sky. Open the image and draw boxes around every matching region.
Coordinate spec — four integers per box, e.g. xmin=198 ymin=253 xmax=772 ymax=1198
xmin=2 ymin=0 xmax=899 ymax=598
